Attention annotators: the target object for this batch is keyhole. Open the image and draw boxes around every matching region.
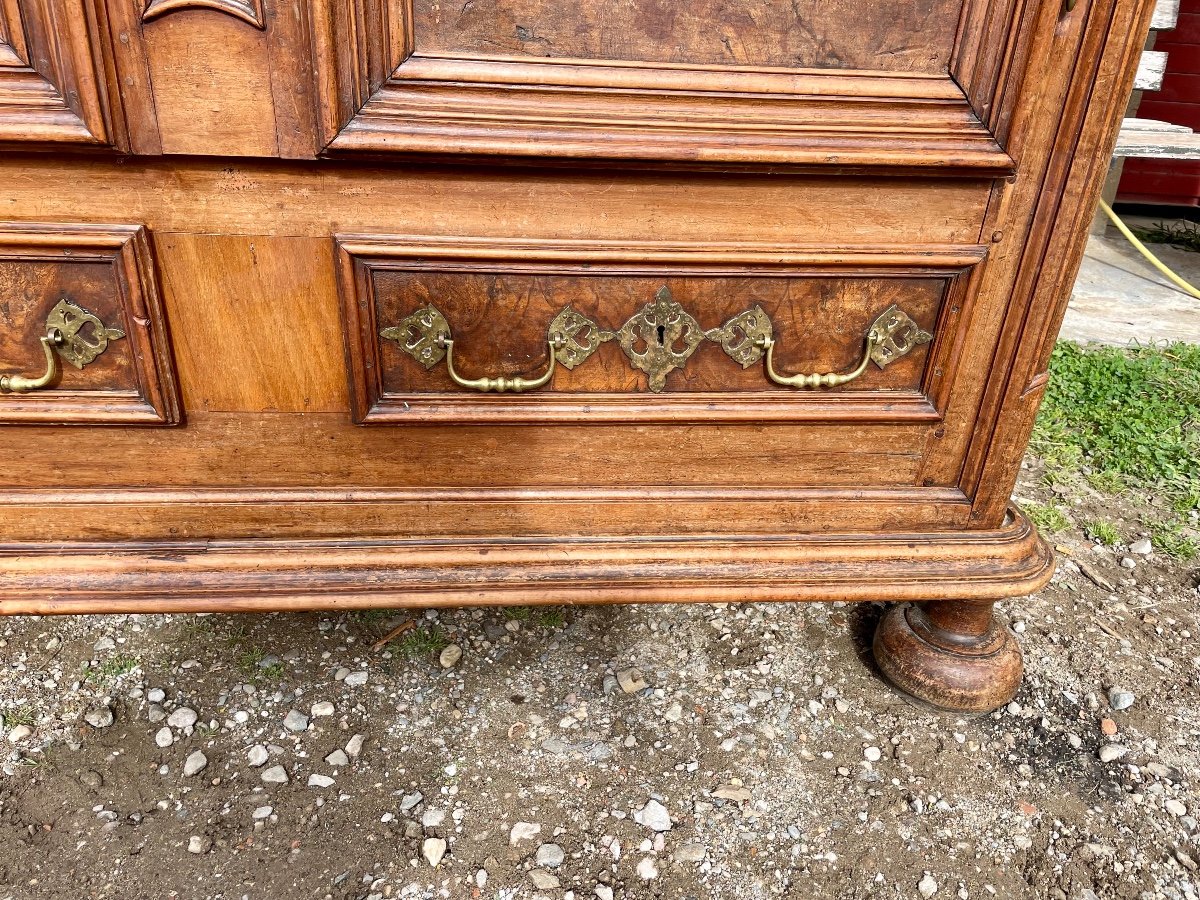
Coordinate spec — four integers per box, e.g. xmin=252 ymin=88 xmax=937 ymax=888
xmin=656 ymin=324 xmax=666 ymax=344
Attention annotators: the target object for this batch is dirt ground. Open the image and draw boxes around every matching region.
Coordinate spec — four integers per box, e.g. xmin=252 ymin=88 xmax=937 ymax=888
xmin=0 ymin=463 xmax=1197 ymax=900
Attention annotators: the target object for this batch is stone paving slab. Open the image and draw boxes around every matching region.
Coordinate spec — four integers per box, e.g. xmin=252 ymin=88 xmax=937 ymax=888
xmin=1064 ymin=222 xmax=1200 ymax=346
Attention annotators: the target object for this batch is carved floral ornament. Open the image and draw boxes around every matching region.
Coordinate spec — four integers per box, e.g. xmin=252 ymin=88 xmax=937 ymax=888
xmin=380 ymin=286 xmax=932 ymax=394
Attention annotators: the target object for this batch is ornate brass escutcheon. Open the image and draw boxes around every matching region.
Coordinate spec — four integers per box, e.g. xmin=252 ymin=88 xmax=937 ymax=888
xmin=548 ymin=306 xmax=615 ymax=369
xmin=705 ymin=305 xmax=773 ymax=369
xmin=379 ymin=288 xmax=933 ymax=395
xmin=380 ymin=304 xmax=451 ymax=369
xmin=1 ymin=298 xmax=125 ymax=394
xmin=615 ymin=286 xmax=707 ymax=393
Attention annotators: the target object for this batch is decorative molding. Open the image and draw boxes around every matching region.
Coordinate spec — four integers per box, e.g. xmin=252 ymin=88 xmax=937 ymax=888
xmin=0 ymin=223 xmax=181 ymax=425
xmin=0 ymin=505 xmax=1054 ymax=615
xmin=0 ymin=0 xmax=122 ymax=146
xmin=312 ymin=0 xmax=1035 ymax=169
xmin=337 ymin=235 xmax=987 ymax=425
xmin=142 ymin=0 xmax=266 ymax=29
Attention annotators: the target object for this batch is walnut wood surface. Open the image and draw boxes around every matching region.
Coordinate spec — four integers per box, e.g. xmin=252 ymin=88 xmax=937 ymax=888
xmin=0 ymin=0 xmax=1157 ymax=714
xmin=0 ymin=0 xmax=123 ymax=146
xmin=0 ymin=504 xmax=1053 ymax=615
xmin=410 ymin=0 xmax=962 ymax=72
xmin=340 ymin=237 xmax=984 ymax=423
xmin=313 ymin=0 xmax=1037 ymax=168
xmin=0 ymin=223 xmax=180 ymax=424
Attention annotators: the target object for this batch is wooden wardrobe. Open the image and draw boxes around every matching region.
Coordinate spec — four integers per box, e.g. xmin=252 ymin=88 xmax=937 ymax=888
xmin=0 ymin=0 xmax=1154 ymax=710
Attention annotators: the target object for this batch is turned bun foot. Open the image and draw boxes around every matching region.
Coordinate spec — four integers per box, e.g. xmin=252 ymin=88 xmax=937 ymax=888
xmin=872 ymin=600 xmax=1023 ymax=713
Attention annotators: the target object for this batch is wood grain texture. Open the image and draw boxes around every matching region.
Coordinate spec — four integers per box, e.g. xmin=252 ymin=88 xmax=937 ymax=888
xmin=0 ymin=504 xmax=1054 ymax=615
xmin=0 ymin=223 xmax=180 ymax=424
xmin=0 ymin=0 xmax=124 ymax=146
xmin=156 ymin=233 xmax=347 ymax=413
xmin=0 ymin=158 xmax=994 ymax=242
xmin=339 ymin=236 xmax=984 ymax=424
xmin=105 ymin=0 xmax=319 ymax=157
xmin=311 ymin=0 xmax=1034 ymax=169
xmin=411 ymin=0 xmax=962 ymax=72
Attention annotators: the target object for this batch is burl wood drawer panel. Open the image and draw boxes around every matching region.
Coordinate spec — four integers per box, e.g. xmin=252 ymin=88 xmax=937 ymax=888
xmin=0 ymin=223 xmax=179 ymax=424
xmin=339 ymin=237 xmax=986 ymax=424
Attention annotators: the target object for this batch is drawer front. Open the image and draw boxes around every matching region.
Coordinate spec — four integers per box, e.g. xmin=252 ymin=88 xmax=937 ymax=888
xmin=339 ymin=236 xmax=985 ymax=424
xmin=0 ymin=224 xmax=180 ymax=425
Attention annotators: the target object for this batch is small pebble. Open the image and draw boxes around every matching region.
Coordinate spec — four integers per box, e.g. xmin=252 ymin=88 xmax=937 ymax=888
xmin=183 ymin=750 xmax=208 ymax=777
xmin=308 ymin=773 xmax=335 ymax=788
xmin=536 ymin=843 xmax=565 ymax=868
xmin=529 ymin=870 xmax=560 ymax=890
xmin=439 ymin=644 xmax=463 ymax=669
xmin=1167 ymin=799 xmax=1188 ymax=817
xmin=6 ymin=725 xmax=32 ymax=743
xmin=423 ymin=837 xmax=447 ymax=867
xmin=167 ymin=708 xmax=198 ymax=730
xmin=1098 ymin=744 xmax=1128 ymax=763
xmin=325 ymin=749 xmax=349 ymax=767
xmin=187 ymin=835 xmax=211 ymax=855
xmin=84 ymin=707 xmax=114 ymax=729
xmin=864 ymin=746 xmax=882 ymax=762
xmin=247 ymin=745 xmax=269 ymax=767
xmin=1130 ymin=537 xmax=1153 ymax=555
xmin=154 ymin=727 xmax=174 ymax=748
xmin=252 ymin=805 xmax=273 ymax=820
xmin=310 ymin=701 xmax=335 ymax=718
xmin=1107 ymin=688 xmax=1135 ymax=711
xmin=345 ymin=734 xmax=365 ymax=758
xmin=636 ymin=858 xmax=659 ymax=881
xmin=510 ymin=822 xmax=541 ymax=845
xmin=282 ymin=710 xmax=309 ymax=732
xmin=634 ymin=798 xmax=673 ymax=831
xmin=919 ymin=874 xmax=938 ymax=898
xmin=616 ymin=669 xmax=648 ymax=694
xmin=261 ymin=765 xmax=289 ymax=784
xmin=343 ymin=670 xmax=368 ymax=688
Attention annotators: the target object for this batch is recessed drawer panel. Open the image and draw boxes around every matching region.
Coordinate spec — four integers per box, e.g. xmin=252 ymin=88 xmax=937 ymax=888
xmin=0 ymin=224 xmax=180 ymax=425
xmin=339 ymin=236 xmax=985 ymax=424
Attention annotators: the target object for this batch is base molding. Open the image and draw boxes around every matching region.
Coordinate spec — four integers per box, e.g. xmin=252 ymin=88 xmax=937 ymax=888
xmin=0 ymin=505 xmax=1053 ymax=615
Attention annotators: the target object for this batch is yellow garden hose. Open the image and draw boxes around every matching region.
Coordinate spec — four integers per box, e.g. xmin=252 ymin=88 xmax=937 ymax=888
xmin=1098 ymin=198 xmax=1200 ymax=301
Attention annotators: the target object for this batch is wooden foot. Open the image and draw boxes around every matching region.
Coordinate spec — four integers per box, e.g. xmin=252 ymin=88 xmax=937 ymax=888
xmin=872 ymin=600 xmax=1023 ymax=713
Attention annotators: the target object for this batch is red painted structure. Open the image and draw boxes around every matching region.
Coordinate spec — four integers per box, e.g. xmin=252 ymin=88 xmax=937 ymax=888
xmin=1119 ymin=0 xmax=1200 ymax=207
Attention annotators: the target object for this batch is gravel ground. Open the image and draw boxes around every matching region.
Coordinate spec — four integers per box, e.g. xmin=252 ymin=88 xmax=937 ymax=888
xmin=1 ymin=468 xmax=1198 ymax=900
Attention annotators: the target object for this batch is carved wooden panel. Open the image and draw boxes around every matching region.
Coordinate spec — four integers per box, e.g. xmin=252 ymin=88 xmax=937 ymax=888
xmin=313 ymin=0 xmax=1036 ymax=167
xmin=0 ymin=0 xmax=122 ymax=146
xmin=0 ymin=224 xmax=180 ymax=424
xmin=412 ymin=0 xmax=963 ymax=72
xmin=143 ymin=0 xmax=265 ymax=28
xmin=105 ymin=0 xmax=315 ymax=156
xmin=338 ymin=236 xmax=985 ymax=424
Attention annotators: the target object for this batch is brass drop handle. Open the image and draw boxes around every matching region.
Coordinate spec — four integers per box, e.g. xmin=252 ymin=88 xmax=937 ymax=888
xmin=2 ymin=299 xmax=125 ymax=395
xmin=440 ymin=335 xmax=565 ymax=393
xmin=756 ymin=304 xmax=933 ymax=390
xmin=0 ymin=328 xmax=65 ymax=393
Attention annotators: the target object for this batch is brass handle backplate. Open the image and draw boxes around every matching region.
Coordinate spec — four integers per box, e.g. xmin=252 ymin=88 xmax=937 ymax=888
xmin=1 ymin=299 xmax=126 ymax=394
xmin=380 ymin=288 xmax=932 ymax=394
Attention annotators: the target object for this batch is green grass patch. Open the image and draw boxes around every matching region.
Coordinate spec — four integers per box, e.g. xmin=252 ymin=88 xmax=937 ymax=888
xmin=1085 ymin=519 xmax=1120 ymax=546
xmin=1131 ymin=220 xmax=1200 ymax=253
xmin=82 ymin=654 xmax=140 ymax=684
xmin=1151 ymin=519 xmax=1199 ymax=561
xmin=394 ymin=625 xmax=449 ymax=657
xmin=3 ymin=707 xmax=36 ymax=728
xmin=1032 ymin=342 xmax=1200 ymax=508
xmin=1023 ymin=502 xmax=1071 ymax=534
xmin=236 ymin=647 xmax=284 ymax=683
